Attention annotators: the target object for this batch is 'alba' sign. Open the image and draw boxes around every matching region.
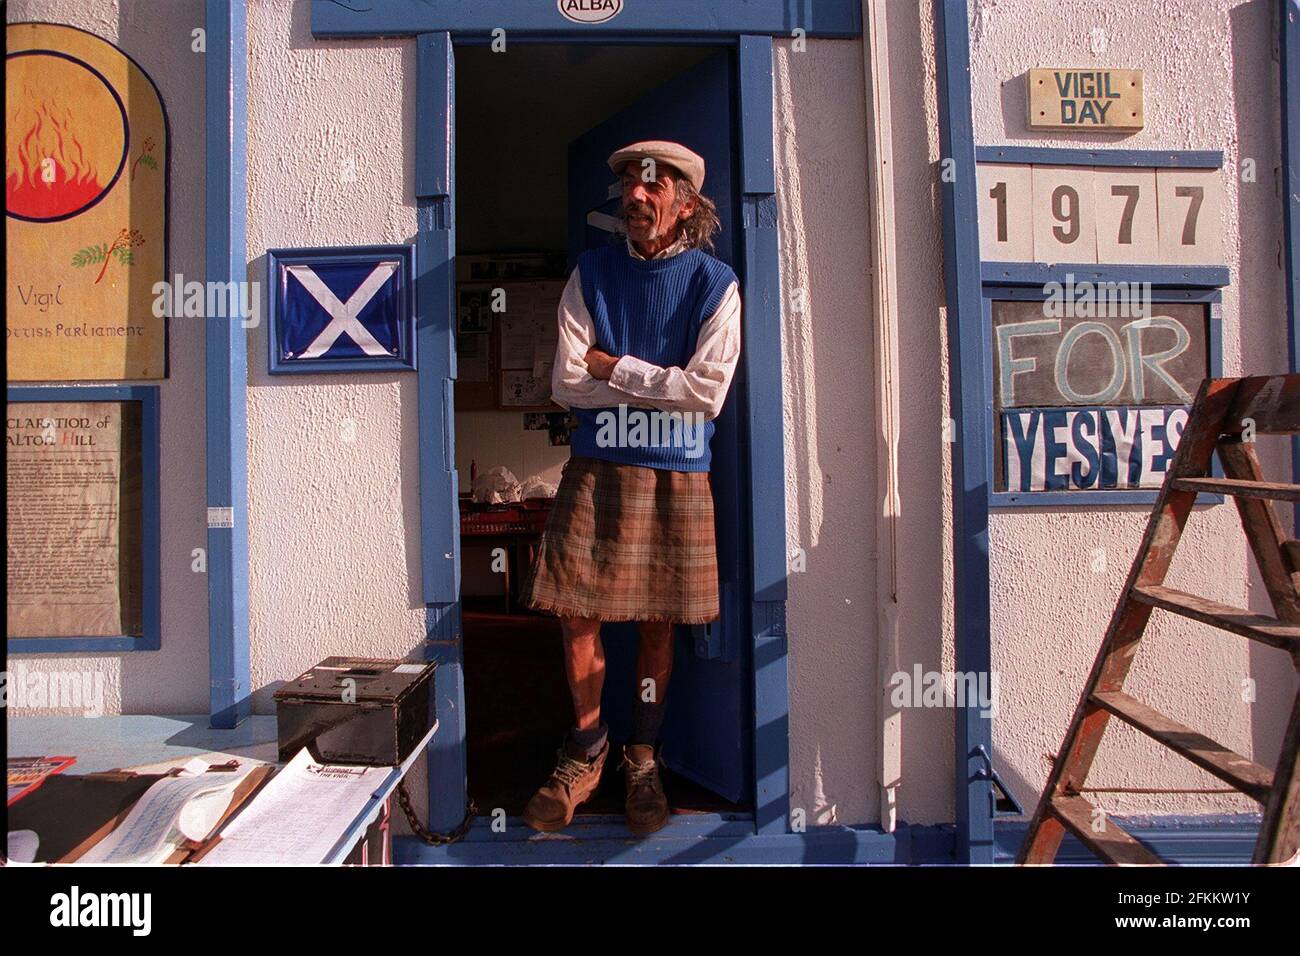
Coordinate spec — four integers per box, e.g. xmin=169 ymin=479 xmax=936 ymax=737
xmin=557 ymin=0 xmax=624 ymax=24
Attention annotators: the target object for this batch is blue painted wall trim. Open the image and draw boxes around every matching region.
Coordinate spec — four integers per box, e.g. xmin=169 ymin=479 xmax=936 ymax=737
xmin=976 ymin=146 xmax=1223 ymax=169
xmin=397 ymin=816 xmax=906 ymax=864
xmin=311 ymin=0 xmax=861 ymax=39
xmin=7 ymin=386 xmax=162 ymax=654
xmin=993 ymin=815 xmax=1260 ymax=866
xmin=415 ymin=32 xmax=453 ymax=201
xmin=415 ymin=34 xmax=460 ymax=607
xmin=414 ymin=32 xmax=468 ymax=833
xmin=389 ymin=814 xmax=1259 ymax=865
xmin=737 ymin=36 xmax=791 ymax=836
xmin=738 ymin=38 xmax=786 ymax=608
xmin=1282 ymin=0 xmax=1300 ymax=530
xmin=934 ymin=0 xmax=995 ymax=864
xmin=204 ymin=0 xmax=251 ymax=729
xmin=739 ymin=36 xmax=777 ymax=197
xmin=982 ymin=262 xmax=1231 ymax=289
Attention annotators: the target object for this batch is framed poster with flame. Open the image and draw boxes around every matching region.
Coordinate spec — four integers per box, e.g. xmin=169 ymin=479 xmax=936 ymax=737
xmin=6 ymin=22 xmax=169 ymax=381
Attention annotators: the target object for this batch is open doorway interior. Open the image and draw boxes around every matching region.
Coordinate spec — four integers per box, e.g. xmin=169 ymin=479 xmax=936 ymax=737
xmin=453 ymin=43 xmax=750 ymax=817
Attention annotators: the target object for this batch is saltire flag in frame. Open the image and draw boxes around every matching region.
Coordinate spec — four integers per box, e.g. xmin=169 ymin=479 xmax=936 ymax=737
xmin=267 ymin=244 xmax=416 ymax=374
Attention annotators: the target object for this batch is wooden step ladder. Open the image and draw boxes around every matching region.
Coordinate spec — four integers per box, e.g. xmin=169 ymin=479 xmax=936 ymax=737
xmin=1018 ymin=375 xmax=1300 ymax=866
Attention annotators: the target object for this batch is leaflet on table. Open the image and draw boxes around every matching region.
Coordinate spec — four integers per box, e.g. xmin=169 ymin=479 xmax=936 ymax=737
xmin=7 ymin=756 xmax=77 ymax=806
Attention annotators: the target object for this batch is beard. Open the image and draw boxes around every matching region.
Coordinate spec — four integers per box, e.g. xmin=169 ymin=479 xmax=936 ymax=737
xmin=624 ymin=203 xmax=662 ymax=237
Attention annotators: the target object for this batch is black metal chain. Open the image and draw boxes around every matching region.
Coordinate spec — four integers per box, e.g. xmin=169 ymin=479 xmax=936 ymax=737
xmin=395 ymin=778 xmax=477 ymax=845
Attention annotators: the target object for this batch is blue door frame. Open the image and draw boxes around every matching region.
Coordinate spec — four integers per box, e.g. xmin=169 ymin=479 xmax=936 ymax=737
xmin=205 ymin=0 xmax=252 ymax=730
xmin=406 ymin=28 xmax=795 ymax=844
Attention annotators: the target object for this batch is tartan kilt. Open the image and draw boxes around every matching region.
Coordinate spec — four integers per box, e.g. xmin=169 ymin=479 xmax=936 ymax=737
xmin=520 ymin=455 xmax=720 ymax=624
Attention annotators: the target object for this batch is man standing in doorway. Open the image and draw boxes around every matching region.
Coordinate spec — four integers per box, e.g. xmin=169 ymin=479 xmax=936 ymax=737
xmin=519 ymin=140 xmax=742 ymax=836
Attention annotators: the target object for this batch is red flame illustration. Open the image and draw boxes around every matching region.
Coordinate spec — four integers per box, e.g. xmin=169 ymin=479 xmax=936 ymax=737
xmin=7 ymin=90 xmax=106 ymax=219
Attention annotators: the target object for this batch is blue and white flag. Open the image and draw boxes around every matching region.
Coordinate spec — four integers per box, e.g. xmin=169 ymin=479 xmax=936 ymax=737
xmin=278 ymin=257 xmax=405 ymax=363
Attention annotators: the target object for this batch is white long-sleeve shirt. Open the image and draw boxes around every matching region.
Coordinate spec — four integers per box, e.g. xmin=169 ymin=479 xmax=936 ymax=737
xmin=549 ymin=237 xmax=742 ymax=421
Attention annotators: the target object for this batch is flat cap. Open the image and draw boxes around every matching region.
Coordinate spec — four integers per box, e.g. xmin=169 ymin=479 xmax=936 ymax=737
xmin=607 ymin=140 xmax=705 ymax=192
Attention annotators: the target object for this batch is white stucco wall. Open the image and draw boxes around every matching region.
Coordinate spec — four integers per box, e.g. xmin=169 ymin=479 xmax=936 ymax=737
xmin=775 ymin=38 xmax=882 ymax=826
xmin=872 ymin=2 xmax=956 ymax=826
xmin=244 ymin=0 xmax=426 ymax=705
xmin=241 ymin=0 xmax=436 ymax=833
xmin=966 ymin=0 xmax=1296 ymax=818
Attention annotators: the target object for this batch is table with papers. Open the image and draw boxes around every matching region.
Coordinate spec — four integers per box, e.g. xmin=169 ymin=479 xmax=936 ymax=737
xmin=6 ymin=715 xmax=437 ymax=866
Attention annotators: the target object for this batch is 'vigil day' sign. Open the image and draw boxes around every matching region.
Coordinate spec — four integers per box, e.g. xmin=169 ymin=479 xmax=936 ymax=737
xmin=1028 ymin=68 xmax=1144 ymax=130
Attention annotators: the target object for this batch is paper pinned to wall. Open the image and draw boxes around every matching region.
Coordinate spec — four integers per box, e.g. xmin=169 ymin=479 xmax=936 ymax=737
xmin=500 ymin=315 xmax=536 ymax=369
xmin=7 ymin=400 xmax=143 ymax=639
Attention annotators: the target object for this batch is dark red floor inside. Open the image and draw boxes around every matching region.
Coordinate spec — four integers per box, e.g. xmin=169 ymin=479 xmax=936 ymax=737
xmin=461 ymin=608 xmax=746 ymax=817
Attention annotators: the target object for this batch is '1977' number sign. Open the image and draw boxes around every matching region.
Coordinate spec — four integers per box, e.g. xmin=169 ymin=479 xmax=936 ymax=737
xmin=977 ymin=164 xmax=1222 ymax=265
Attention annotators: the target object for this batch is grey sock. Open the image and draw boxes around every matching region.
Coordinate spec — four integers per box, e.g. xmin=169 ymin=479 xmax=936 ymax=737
xmin=565 ymin=722 xmax=608 ymax=760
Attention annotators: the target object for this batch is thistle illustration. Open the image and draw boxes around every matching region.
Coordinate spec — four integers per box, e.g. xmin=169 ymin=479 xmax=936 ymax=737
xmin=131 ymin=137 xmax=157 ymax=181
xmin=71 ymin=228 xmax=146 ymax=283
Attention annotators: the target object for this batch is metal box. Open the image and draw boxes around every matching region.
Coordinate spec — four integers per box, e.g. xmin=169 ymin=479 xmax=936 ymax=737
xmin=273 ymin=657 xmax=437 ymax=766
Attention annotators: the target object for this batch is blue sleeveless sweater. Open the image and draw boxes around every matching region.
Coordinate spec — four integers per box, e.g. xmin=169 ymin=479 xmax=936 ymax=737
xmin=570 ymin=243 xmax=736 ymax=472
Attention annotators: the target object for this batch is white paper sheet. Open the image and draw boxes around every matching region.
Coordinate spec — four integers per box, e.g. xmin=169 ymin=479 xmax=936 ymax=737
xmin=195 ymin=748 xmax=389 ymax=866
xmin=7 ymin=829 xmax=39 ymax=863
xmin=78 ymin=766 xmax=256 ymax=865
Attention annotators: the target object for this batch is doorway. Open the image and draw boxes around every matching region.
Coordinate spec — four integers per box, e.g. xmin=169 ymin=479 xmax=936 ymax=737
xmin=451 ymin=43 xmax=754 ymax=818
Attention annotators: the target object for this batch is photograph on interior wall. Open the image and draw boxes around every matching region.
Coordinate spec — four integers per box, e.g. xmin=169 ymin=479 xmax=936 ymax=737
xmin=455 ymin=276 xmax=565 ymax=410
xmin=457 ymin=287 xmax=493 ymax=333
xmin=457 ymin=250 xmax=567 ymax=283
xmin=523 ymin=410 xmax=577 ymax=446
xmin=5 ymin=22 xmax=169 ymax=381
xmin=265 ymin=244 xmax=416 ymax=375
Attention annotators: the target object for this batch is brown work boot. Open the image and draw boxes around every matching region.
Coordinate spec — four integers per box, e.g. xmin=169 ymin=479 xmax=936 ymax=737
xmin=621 ymin=743 xmax=669 ymax=836
xmin=521 ymin=737 xmax=609 ymax=832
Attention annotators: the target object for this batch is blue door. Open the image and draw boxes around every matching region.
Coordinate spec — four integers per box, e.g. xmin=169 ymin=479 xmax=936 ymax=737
xmin=566 ymin=51 xmax=752 ymax=803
